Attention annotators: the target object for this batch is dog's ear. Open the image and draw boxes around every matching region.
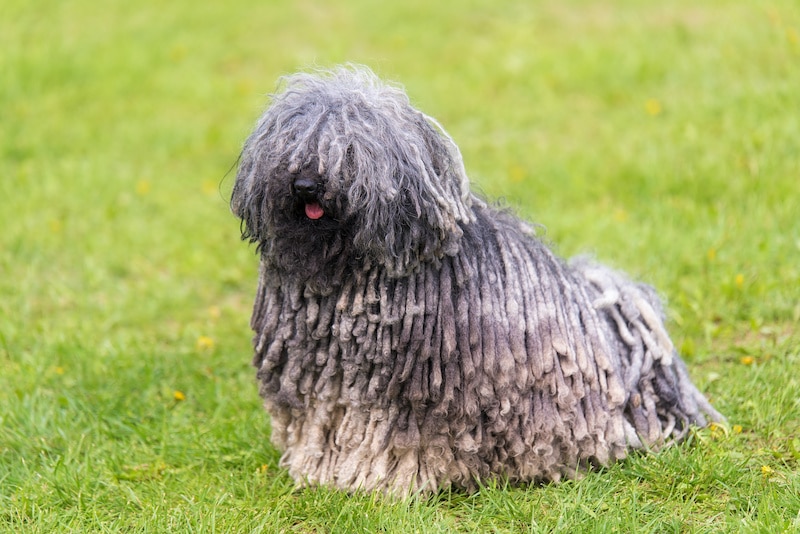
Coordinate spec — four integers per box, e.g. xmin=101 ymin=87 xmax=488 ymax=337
xmin=230 ymin=150 xmax=262 ymax=244
xmin=344 ymin=112 xmax=475 ymax=276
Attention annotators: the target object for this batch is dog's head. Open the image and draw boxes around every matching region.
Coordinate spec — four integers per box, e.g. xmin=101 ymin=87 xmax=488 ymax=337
xmin=232 ymin=66 xmax=475 ymax=289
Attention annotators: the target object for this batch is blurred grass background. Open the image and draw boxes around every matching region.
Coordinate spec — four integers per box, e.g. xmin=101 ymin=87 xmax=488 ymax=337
xmin=1 ymin=0 xmax=799 ymax=532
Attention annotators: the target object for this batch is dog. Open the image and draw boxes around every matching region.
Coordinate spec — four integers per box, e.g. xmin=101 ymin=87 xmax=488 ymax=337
xmin=231 ymin=65 xmax=722 ymax=495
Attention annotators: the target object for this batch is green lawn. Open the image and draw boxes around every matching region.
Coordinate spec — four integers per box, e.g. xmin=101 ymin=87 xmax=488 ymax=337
xmin=2 ymin=0 xmax=799 ymax=532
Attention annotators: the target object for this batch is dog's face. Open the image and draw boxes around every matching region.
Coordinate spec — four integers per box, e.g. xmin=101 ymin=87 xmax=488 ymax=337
xmin=232 ymin=67 xmax=475 ymax=289
xmin=249 ymin=157 xmax=357 ymax=290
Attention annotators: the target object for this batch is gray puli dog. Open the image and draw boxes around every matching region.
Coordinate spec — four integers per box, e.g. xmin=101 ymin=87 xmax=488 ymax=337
xmin=231 ymin=65 xmax=722 ymax=495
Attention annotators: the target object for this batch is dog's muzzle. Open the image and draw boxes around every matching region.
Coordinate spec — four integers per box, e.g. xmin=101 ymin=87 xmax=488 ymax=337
xmin=292 ymin=176 xmax=325 ymax=220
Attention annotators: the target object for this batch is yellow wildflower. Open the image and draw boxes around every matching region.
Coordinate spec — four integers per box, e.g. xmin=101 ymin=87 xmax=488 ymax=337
xmin=174 ymin=390 xmax=186 ymax=401
xmin=508 ymin=165 xmax=525 ymax=183
xmin=136 ymin=180 xmax=151 ymax=196
xmin=645 ymin=98 xmax=662 ymax=116
xmin=740 ymin=356 xmax=754 ymax=365
xmin=708 ymin=422 xmax=729 ymax=439
xmin=196 ymin=335 xmax=215 ymax=351
xmin=202 ymin=180 xmax=217 ymax=196
xmin=735 ymin=273 xmax=745 ymax=288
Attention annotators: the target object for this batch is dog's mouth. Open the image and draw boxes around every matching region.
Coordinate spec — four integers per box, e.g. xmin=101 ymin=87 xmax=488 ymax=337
xmin=304 ymin=201 xmax=324 ymax=220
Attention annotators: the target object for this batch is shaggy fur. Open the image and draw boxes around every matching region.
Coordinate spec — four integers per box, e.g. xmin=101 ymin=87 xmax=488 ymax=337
xmin=232 ymin=65 xmax=723 ymax=495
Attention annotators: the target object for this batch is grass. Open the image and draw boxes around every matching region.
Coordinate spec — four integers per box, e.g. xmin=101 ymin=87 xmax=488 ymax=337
xmin=1 ymin=0 xmax=799 ymax=531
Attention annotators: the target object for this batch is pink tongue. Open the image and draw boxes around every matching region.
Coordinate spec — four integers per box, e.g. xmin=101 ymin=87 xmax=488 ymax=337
xmin=305 ymin=202 xmax=324 ymax=220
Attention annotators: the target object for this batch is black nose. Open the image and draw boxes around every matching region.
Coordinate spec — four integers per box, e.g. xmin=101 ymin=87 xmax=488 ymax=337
xmin=293 ymin=177 xmax=318 ymax=198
